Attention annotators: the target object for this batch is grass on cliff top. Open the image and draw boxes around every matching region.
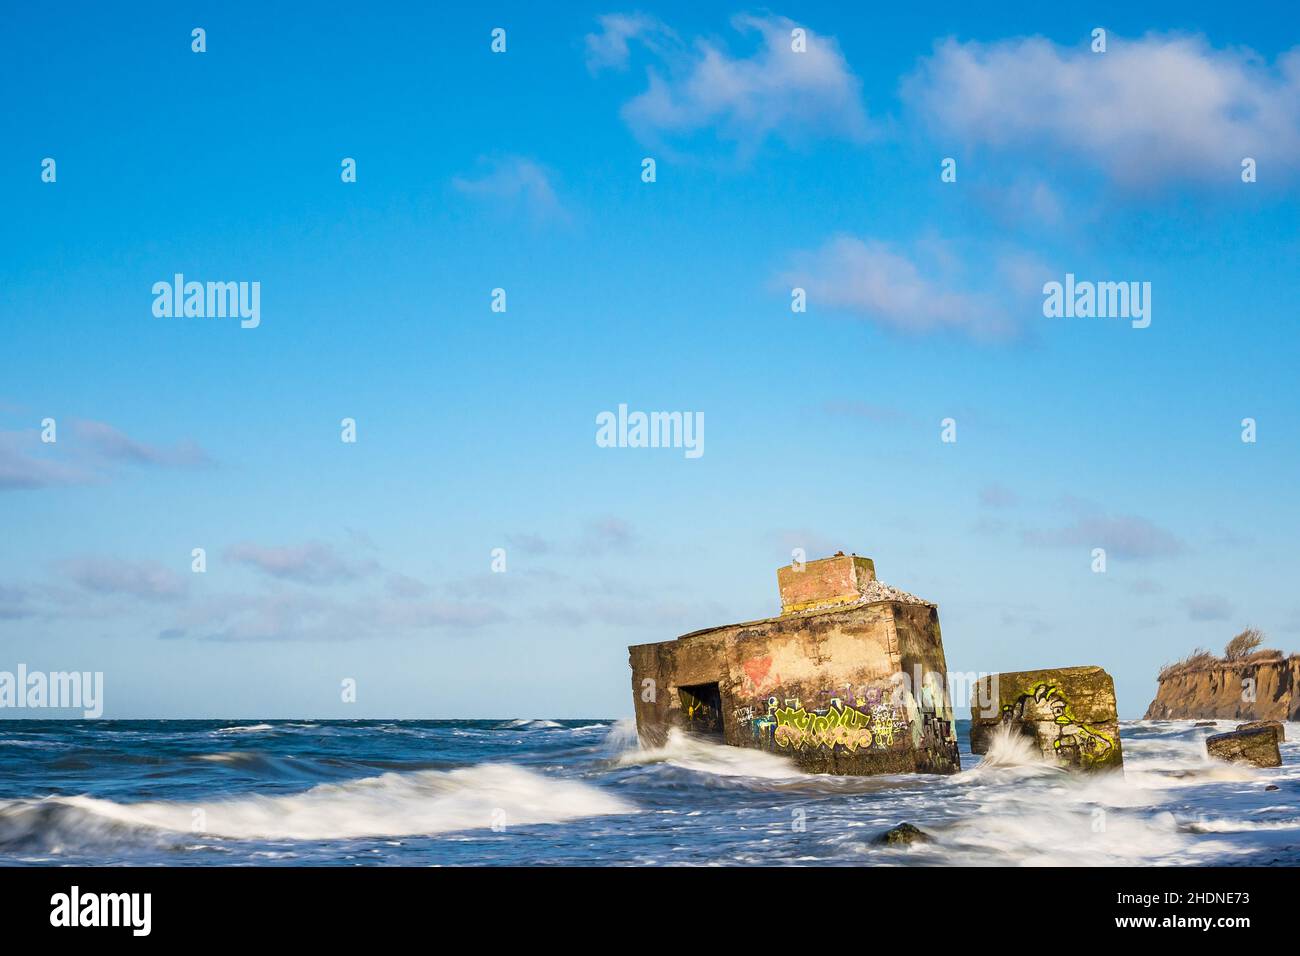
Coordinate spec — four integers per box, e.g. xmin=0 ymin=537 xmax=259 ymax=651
xmin=1158 ymin=628 xmax=1292 ymax=679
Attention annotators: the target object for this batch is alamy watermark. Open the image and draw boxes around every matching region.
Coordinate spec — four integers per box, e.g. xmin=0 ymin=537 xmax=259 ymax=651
xmin=1042 ymin=273 xmax=1150 ymax=329
xmin=50 ymin=886 xmax=150 ymax=936
xmin=596 ymin=404 xmax=704 ymax=459
xmin=889 ymin=666 xmax=1000 ymax=718
xmin=0 ymin=665 xmax=103 ymax=718
xmin=152 ymin=274 xmax=260 ymax=329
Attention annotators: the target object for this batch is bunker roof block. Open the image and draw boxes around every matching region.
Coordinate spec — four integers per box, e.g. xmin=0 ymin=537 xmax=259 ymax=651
xmin=777 ymin=554 xmax=875 ymax=613
xmin=628 ymin=554 xmax=961 ymax=776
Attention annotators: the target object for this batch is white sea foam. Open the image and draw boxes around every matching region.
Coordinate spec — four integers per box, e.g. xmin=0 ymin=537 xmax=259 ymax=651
xmin=3 ymin=717 xmax=1294 ymax=864
xmin=970 ymin=723 xmax=1054 ymax=770
xmin=1183 ymin=816 xmax=1300 ymax=833
xmin=196 ymin=752 xmax=261 ymax=765
xmin=605 ymin=718 xmax=1295 ymax=865
xmin=214 ymin=724 xmax=275 ymax=734
xmin=0 ymin=764 xmax=634 ymax=842
xmin=600 ymin=719 xmax=640 ymax=751
xmin=618 ymin=728 xmax=806 ymax=779
xmin=862 ymin=720 xmax=1291 ymax=865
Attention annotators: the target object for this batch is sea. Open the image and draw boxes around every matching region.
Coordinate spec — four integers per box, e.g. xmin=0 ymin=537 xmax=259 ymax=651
xmin=0 ymin=718 xmax=1296 ymax=866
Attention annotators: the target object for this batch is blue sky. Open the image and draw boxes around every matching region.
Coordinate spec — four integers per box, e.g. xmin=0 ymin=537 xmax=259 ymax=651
xmin=2 ymin=2 xmax=1299 ymax=717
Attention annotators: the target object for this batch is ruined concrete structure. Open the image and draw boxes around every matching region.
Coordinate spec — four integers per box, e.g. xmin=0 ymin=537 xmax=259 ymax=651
xmin=628 ymin=554 xmax=961 ymax=776
xmin=1206 ymin=724 xmax=1282 ymax=768
xmin=969 ymin=666 xmax=1123 ymax=772
xmin=1238 ymin=719 xmax=1286 ymax=742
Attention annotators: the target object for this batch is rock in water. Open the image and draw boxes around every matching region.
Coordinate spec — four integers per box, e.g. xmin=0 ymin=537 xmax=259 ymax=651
xmin=969 ymin=666 xmax=1123 ymax=772
xmin=1237 ymin=719 xmax=1285 ymax=742
xmin=875 ymin=823 xmax=931 ymax=846
xmin=1206 ymin=726 xmax=1282 ymax=767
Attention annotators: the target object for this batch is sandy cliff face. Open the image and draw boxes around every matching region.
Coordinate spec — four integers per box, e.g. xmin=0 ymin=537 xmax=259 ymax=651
xmin=1145 ymin=656 xmax=1300 ymax=720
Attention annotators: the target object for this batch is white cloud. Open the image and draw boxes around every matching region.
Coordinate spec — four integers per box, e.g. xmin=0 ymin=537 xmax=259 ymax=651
xmin=778 ymin=235 xmax=1024 ymax=340
xmin=0 ymin=418 xmax=212 ymax=491
xmin=584 ymin=13 xmax=673 ymax=73
xmin=604 ymin=13 xmax=869 ymax=150
xmin=579 ymin=516 xmax=637 ymax=555
xmin=0 ymin=430 xmax=90 ymax=490
xmin=0 ymin=584 xmax=34 ymax=620
xmin=969 ymin=178 xmax=1067 ymax=230
xmin=385 ymin=573 xmax=430 ymax=599
xmin=225 ymin=541 xmax=377 ymax=586
xmin=452 ymin=156 xmax=568 ymax=223
xmin=1023 ymin=512 xmax=1185 ymax=560
xmin=904 ymin=34 xmax=1300 ymax=184
xmin=71 ymin=419 xmax=212 ymax=468
xmin=504 ymin=532 xmax=553 ymax=556
xmin=501 ymin=518 xmax=638 ymax=560
xmin=61 ymin=557 xmax=188 ymax=601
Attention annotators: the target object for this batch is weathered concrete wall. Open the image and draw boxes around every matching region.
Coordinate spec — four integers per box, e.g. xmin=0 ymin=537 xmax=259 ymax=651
xmin=1238 ymin=719 xmax=1285 ymax=742
xmin=969 ymin=666 xmax=1123 ymax=772
xmin=1206 ymin=726 xmax=1282 ymax=767
xmin=1145 ymin=657 xmax=1300 ymax=721
xmin=777 ymin=555 xmax=875 ymax=614
xmin=629 ymin=577 xmax=960 ymax=776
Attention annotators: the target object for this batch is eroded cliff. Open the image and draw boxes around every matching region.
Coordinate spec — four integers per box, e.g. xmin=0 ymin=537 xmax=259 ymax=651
xmin=1145 ymin=655 xmax=1300 ymax=720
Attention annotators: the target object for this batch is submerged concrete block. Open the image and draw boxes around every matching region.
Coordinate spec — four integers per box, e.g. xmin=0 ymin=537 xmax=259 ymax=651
xmin=1207 ymin=726 xmax=1282 ymax=767
xmin=969 ymin=666 xmax=1123 ymax=772
xmin=628 ymin=555 xmax=960 ymax=776
xmin=1237 ymin=719 xmax=1285 ymax=743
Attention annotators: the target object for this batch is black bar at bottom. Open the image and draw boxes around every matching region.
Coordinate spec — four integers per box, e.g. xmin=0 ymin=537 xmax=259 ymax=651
xmin=0 ymin=865 xmax=1283 ymax=940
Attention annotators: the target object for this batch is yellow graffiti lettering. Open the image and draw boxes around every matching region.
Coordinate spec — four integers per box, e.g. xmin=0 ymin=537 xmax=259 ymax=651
xmin=771 ymin=705 xmax=888 ymax=752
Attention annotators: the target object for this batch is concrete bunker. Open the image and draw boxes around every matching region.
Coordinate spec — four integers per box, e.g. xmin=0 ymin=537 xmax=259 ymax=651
xmin=969 ymin=666 xmax=1124 ymax=772
xmin=679 ymin=682 xmax=724 ymax=738
xmin=628 ymin=553 xmax=961 ymax=776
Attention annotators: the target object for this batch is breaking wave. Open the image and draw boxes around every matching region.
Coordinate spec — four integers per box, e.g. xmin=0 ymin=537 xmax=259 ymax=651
xmin=499 ymin=719 xmax=564 ymax=730
xmin=617 ymin=728 xmax=808 ymax=780
xmin=214 ymin=724 xmax=275 ymax=734
xmin=0 ymin=763 xmax=634 ymax=846
xmin=3 ymin=717 xmax=1296 ymax=865
xmin=196 ymin=751 xmax=278 ymax=768
xmin=971 ymin=723 xmax=1057 ymax=770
